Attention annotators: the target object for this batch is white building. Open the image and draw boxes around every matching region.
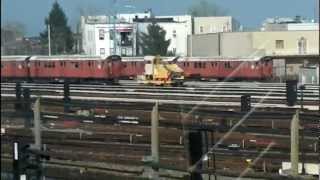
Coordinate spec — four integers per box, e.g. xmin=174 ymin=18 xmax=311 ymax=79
xmin=80 ymin=13 xmax=192 ymax=57
xmin=193 ymin=16 xmax=241 ymax=34
xmin=80 ymin=16 xmax=135 ymax=57
xmin=261 ymin=16 xmax=318 ymax=31
xmin=135 ymin=15 xmax=192 ymax=56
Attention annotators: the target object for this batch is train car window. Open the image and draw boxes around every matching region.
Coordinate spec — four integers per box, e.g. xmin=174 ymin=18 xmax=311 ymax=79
xmin=187 ymin=62 xmax=189 ymax=67
xmin=60 ymin=62 xmax=63 ymax=67
xmin=194 ymin=62 xmax=198 ymax=68
xmin=52 ymin=62 xmax=55 ymax=68
xmin=203 ymin=62 xmax=206 ymax=68
xmin=75 ymin=62 xmax=79 ymax=68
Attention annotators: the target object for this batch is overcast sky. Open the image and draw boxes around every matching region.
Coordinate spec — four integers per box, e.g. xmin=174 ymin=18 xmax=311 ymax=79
xmin=1 ymin=0 xmax=318 ymax=36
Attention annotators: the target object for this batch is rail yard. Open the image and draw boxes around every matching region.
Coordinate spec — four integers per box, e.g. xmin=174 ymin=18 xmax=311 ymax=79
xmin=1 ymin=81 xmax=319 ymax=179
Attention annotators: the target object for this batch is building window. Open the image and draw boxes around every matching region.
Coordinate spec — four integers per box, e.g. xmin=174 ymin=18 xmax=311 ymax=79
xmin=298 ymin=37 xmax=307 ymax=54
xmin=109 ymin=30 xmax=114 ymax=40
xmin=100 ymin=48 xmax=105 ymax=56
xmin=275 ymin=40 xmax=284 ymax=49
xmin=200 ymin=26 xmax=204 ymax=33
xmin=173 ymin=30 xmax=176 ymax=37
xmin=99 ymin=29 xmax=104 ymax=40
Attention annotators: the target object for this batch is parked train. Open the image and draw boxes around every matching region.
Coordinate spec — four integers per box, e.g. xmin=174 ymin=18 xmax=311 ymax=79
xmin=1 ymin=55 xmax=273 ymax=83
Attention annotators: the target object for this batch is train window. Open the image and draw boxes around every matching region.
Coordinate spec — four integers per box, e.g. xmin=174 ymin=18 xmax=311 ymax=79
xmin=187 ymin=62 xmax=189 ymax=67
xmin=225 ymin=62 xmax=232 ymax=68
xmin=203 ymin=62 xmax=206 ymax=68
xmin=75 ymin=63 xmax=79 ymax=68
xmin=255 ymin=62 xmax=259 ymax=66
xmin=123 ymin=63 xmax=127 ymax=68
xmin=194 ymin=62 xmax=198 ymax=68
xmin=60 ymin=62 xmax=63 ymax=67
xmin=52 ymin=62 xmax=55 ymax=68
xmin=183 ymin=62 xmax=186 ymax=67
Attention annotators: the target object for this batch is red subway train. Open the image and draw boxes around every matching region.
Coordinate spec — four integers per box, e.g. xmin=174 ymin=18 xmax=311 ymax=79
xmin=1 ymin=55 xmax=273 ymax=83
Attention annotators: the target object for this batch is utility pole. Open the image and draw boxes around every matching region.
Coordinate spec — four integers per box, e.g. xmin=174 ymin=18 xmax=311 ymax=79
xmin=290 ymin=110 xmax=299 ymax=176
xmin=151 ymin=101 xmax=159 ymax=179
xmin=112 ymin=0 xmax=117 ymax=55
xmin=48 ymin=24 xmax=51 ymax=56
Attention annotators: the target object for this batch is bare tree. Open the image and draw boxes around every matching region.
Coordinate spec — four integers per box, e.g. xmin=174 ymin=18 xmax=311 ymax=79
xmin=188 ymin=0 xmax=227 ymax=17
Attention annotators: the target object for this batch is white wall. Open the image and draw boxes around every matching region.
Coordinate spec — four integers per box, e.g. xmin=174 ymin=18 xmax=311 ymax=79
xmin=82 ymin=23 xmax=135 ymax=57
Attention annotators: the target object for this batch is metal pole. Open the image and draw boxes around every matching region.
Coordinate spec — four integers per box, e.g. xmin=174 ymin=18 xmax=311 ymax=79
xmin=151 ymin=101 xmax=159 ymax=178
xmin=113 ymin=0 xmax=117 ymax=55
xmin=290 ymin=110 xmax=299 ymax=176
xmin=33 ymin=97 xmax=42 ymax=150
xmin=48 ymin=24 xmax=51 ymax=56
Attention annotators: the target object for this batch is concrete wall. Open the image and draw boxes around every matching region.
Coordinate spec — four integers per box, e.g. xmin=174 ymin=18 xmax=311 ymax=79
xmin=187 ymin=30 xmax=319 ymax=57
xmin=252 ymin=31 xmax=319 ymax=55
xmin=187 ymin=33 xmax=219 ymax=57
xmin=220 ymin=32 xmax=254 ymax=57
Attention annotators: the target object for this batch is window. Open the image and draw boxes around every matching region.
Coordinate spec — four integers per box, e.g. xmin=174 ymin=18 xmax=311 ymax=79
xmin=187 ymin=62 xmax=189 ymax=67
xmin=99 ymin=29 xmax=104 ymax=40
xmin=275 ymin=40 xmax=284 ymax=49
xmin=173 ymin=30 xmax=176 ymax=37
xmin=100 ymin=48 xmax=105 ymax=56
xmin=200 ymin=26 xmax=204 ymax=33
xmin=225 ymin=62 xmax=231 ymax=68
xmin=203 ymin=62 xmax=206 ymax=68
xmin=109 ymin=30 xmax=114 ymax=40
xmin=74 ymin=62 xmax=79 ymax=68
xmin=60 ymin=61 xmax=63 ymax=67
xmin=298 ymin=37 xmax=307 ymax=54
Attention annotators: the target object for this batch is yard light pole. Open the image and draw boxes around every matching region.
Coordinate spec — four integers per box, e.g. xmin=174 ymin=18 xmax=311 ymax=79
xmin=48 ymin=24 xmax=51 ymax=56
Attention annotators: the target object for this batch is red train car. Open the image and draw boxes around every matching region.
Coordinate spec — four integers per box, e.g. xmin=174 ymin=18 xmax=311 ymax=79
xmin=1 ymin=56 xmax=30 ymax=81
xmin=176 ymin=57 xmax=273 ymax=80
xmin=121 ymin=56 xmax=273 ymax=81
xmin=1 ymin=55 xmax=122 ymax=83
xmin=121 ymin=57 xmax=145 ymax=79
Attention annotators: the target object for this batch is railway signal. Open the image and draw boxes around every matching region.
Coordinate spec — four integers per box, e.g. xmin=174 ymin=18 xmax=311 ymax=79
xmin=63 ymin=81 xmax=71 ymax=113
xmin=286 ymin=80 xmax=298 ymax=106
xmin=241 ymin=94 xmax=251 ymax=112
xmin=188 ymin=131 xmax=203 ymax=180
xmin=23 ymin=88 xmax=32 ymax=128
xmin=15 ymin=82 xmax=22 ymax=110
xmin=12 ymin=141 xmax=50 ymax=180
